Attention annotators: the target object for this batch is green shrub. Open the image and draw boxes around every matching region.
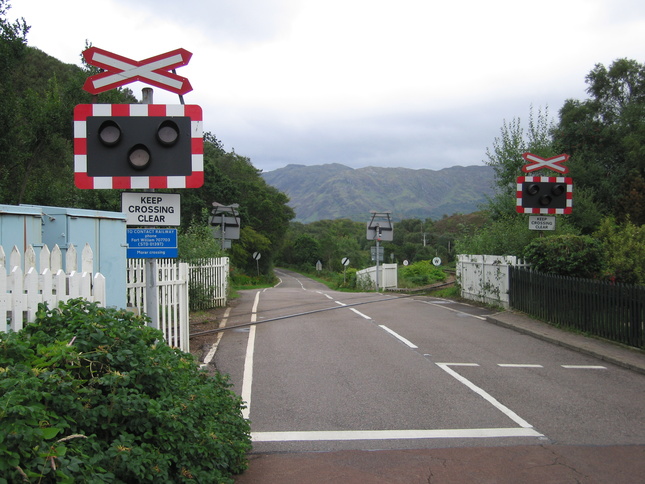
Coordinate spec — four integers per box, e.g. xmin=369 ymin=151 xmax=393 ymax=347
xmin=0 ymin=299 xmax=251 ymax=483
xmin=595 ymin=217 xmax=645 ymax=285
xmin=522 ymin=234 xmax=604 ymax=279
xmin=399 ymin=260 xmax=447 ymax=287
xmin=336 ymin=267 xmax=358 ymax=289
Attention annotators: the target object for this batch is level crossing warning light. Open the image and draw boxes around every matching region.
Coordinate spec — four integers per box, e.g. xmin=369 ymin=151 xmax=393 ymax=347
xmin=516 ymin=176 xmax=573 ymax=214
xmin=73 ymin=104 xmax=203 ymax=189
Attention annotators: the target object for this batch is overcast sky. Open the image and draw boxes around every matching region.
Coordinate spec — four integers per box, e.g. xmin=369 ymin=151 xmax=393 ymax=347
xmin=10 ymin=0 xmax=645 ymax=172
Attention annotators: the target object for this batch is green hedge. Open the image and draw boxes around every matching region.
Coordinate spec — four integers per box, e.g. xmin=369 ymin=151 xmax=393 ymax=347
xmin=0 ymin=299 xmax=251 ymax=483
xmin=399 ymin=260 xmax=447 ymax=287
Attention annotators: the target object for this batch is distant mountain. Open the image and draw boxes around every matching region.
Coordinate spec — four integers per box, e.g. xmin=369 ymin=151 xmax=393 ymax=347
xmin=262 ymin=163 xmax=495 ymax=222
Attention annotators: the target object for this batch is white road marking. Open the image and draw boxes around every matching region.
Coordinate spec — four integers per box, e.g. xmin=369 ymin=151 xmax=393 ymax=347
xmin=436 ymin=363 xmax=535 ymax=429
xmin=561 ymin=365 xmax=607 ymax=369
xmin=252 ymin=427 xmax=543 ymax=442
xmin=241 ymin=291 xmax=260 ymax=420
xmin=498 ymin=364 xmax=544 ymax=368
xmin=417 ymin=300 xmax=487 ymax=320
xmin=350 ymin=308 xmax=371 ymax=319
xmin=200 ymin=307 xmax=231 ymax=369
xmin=240 ymin=291 xmax=545 ymax=444
xmin=379 ymin=325 xmax=418 ymax=348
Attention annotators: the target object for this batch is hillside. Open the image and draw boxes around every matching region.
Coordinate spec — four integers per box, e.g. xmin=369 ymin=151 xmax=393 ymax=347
xmin=262 ymin=163 xmax=495 ymax=222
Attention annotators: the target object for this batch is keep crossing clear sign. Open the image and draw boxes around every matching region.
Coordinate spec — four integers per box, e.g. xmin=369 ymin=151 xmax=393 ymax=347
xmin=122 ymin=192 xmax=180 ymax=226
xmin=529 ymin=216 xmax=556 ymax=231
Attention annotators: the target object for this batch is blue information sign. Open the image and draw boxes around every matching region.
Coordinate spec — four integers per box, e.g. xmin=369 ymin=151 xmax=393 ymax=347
xmin=127 ymin=228 xmax=178 ymax=258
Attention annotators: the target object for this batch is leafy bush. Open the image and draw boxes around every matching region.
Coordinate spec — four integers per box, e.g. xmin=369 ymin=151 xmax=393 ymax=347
xmin=178 ymin=222 xmax=225 ymax=260
xmin=594 ymin=217 xmax=645 ymax=284
xmin=522 ymin=234 xmax=604 ymax=278
xmin=336 ymin=267 xmax=358 ymax=290
xmin=399 ymin=260 xmax=447 ymax=287
xmin=455 ymin=214 xmax=580 ymax=256
xmin=0 ymin=299 xmax=251 ymax=483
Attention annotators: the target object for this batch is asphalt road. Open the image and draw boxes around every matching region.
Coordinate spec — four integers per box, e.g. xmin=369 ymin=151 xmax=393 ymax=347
xmin=202 ymin=269 xmax=645 ymax=481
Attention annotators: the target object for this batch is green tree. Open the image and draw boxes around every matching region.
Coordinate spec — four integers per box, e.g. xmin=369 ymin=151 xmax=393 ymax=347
xmin=292 ymin=233 xmax=322 ymax=267
xmin=554 ymin=58 xmax=645 ymax=224
xmin=485 ymin=105 xmax=556 ymax=203
xmin=594 ymin=217 xmax=645 ymax=284
xmin=0 ymin=1 xmax=30 ymax=203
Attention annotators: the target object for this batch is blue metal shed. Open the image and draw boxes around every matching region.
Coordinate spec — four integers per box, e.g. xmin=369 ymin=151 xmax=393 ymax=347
xmin=0 ymin=204 xmax=43 ymax=254
xmin=19 ymin=205 xmax=128 ymax=309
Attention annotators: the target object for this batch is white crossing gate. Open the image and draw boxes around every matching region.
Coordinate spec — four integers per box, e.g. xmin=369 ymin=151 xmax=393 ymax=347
xmin=0 ymin=244 xmax=106 ymax=332
xmin=127 ymin=258 xmax=190 ymax=352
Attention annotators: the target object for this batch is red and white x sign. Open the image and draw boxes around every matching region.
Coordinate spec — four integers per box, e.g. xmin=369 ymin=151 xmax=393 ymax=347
xmin=521 ymin=152 xmax=570 ymax=174
xmin=82 ymin=47 xmax=193 ymax=95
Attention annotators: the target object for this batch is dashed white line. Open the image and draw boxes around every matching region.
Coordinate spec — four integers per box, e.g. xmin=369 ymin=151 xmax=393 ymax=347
xmin=561 ymin=365 xmax=607 ymax=370
xmin=350 ymin=308 xmax=371 ymax=319
xmin=498 ymin=364 xmax=544 ymax=368
xmin=379 ymin=325 xmax=418 ymax=348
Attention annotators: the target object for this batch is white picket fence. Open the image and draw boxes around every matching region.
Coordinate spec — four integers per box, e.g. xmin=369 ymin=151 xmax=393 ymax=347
xmin=124 ymin=258 xmax=229 ymax=353
xmin=187 ymin=257 xmax=229 ymax=310
xmin=1 ymin=243 xmax=228 ymax=353
xmin=126 ymin=258 xmax=190 ymax=352
xmin=0 ymin=244 xmax=106 ymax=332
xmin=456 ymin=254 xmax=531 ymax=308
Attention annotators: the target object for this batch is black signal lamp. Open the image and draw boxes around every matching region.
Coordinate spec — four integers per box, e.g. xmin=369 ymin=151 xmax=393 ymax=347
xmin=518 ymin=180 xmax=571 ymax=212
xmin=98 ymin=120 xmax=121 ymax=146
xmin=86 ymin=115 xmax=191 ymax=177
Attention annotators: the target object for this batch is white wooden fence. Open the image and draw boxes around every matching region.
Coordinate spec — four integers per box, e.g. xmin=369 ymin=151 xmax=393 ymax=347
xmin=126 ymin=258 xmax=190 ymax=352
xmin=1 ymin=244 xmax=228 ymax=353
xmin=357 ymin=263 xmax=398 ymax=290
xmin=456 ymin=254 xmax=531 ymax=308
xmin=125 ymin=258 xmax=229 ymax=353
xmin=187 ymin=257 xmax=229 ymax=311
xmin=0 ymin=244 xmax=106 ymax=332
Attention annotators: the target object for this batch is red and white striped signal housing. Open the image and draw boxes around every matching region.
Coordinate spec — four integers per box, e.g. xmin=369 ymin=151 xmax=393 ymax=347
xmin=73 ymin=104 xmax=203 ymax=189
xmin=516 ymin=176 xmax=573 ymax=214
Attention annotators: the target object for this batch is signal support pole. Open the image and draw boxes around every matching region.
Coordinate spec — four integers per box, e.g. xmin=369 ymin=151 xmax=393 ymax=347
xmin=142 ymin=88 xmax=159 ymax=329
xmin=366 ymin=211 xmax=393 ymax=292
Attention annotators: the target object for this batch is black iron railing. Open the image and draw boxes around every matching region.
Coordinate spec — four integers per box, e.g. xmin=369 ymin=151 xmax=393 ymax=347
xmin=509 ymin=267 xmax=644 ymax=349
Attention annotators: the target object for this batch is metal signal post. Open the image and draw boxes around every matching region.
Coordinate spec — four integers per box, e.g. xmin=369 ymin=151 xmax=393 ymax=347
xmin=366 ymin=211 xmax=393 ymax=292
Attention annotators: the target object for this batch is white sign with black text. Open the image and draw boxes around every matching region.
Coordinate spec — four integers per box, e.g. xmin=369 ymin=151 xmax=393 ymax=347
xmin=122 ymin=192 xmax=180 ymax=226
xmin=528 ymin=215 xmax=556 ymax=231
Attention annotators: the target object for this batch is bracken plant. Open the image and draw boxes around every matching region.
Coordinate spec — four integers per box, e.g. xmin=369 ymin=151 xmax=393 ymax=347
xmin=0 ymin=299 xmax=251 ymax=483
